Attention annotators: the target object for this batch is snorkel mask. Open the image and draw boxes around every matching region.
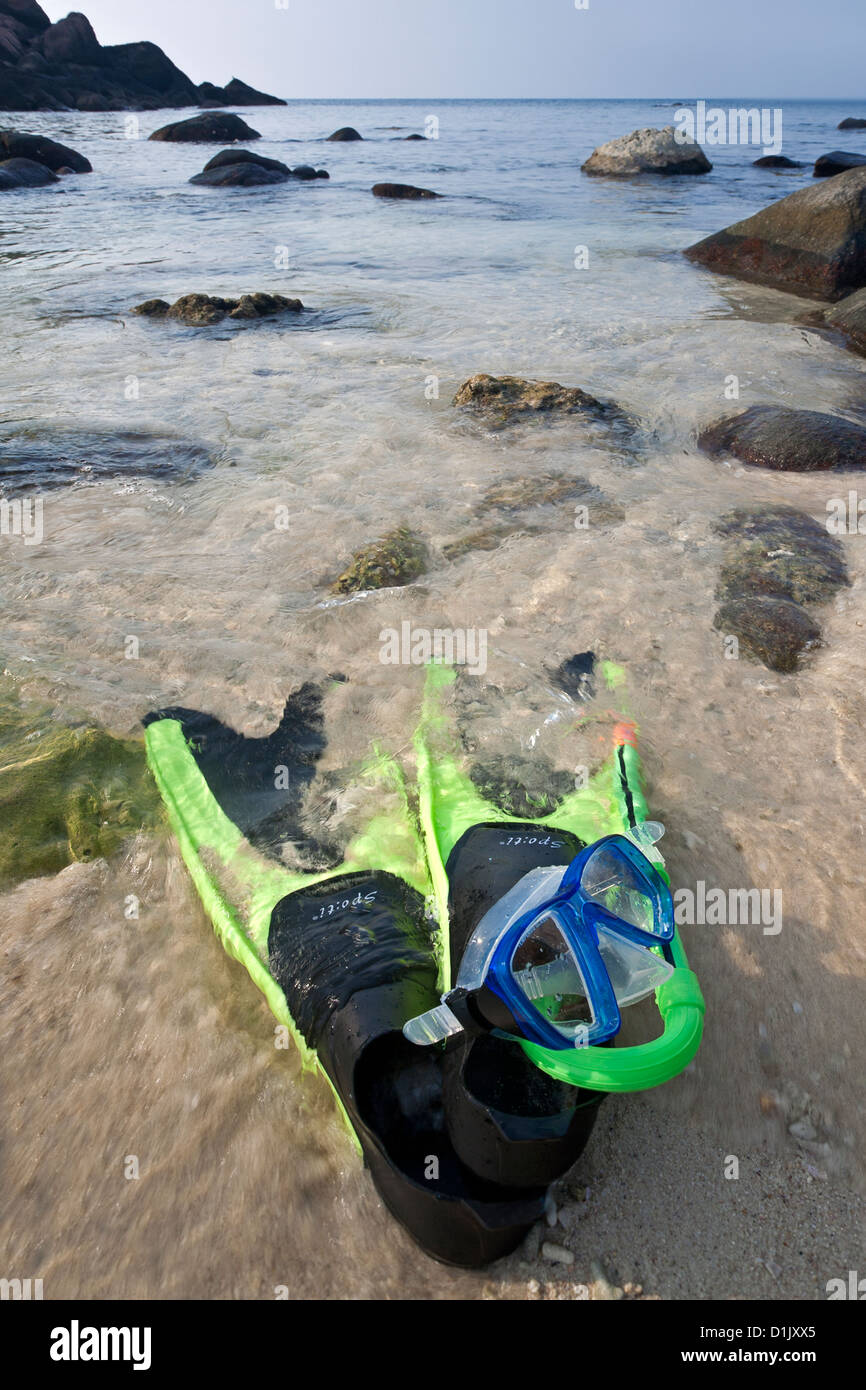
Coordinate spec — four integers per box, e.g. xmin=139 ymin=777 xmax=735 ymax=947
xmin=405 ymin=823 xmax=675 ymax=1052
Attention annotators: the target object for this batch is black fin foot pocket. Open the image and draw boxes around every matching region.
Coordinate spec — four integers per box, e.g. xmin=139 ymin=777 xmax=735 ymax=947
xmin=267 ymin=872 xmax=546 ymax=1267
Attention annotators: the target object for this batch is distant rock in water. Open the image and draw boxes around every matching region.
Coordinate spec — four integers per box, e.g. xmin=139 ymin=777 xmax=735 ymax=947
xmin=326 ymin=126 xmax=363 ymax=141
xmin=839 ymin=117 xmax=866 ymax=130
xmin=698 ymin=406 xmax=866 ymax=472
xmin=0 ymin=155 xmax=57 ymax=188
xmin=0 ymin=3 xmax=284 ymax=111
xmin=582 ymin=125 xmax=712 ymax=176
xmin=453 ymin=373 xmax=627 ymax=428
xmin=132 ymin=292 xmax=303 ymax=325
xmin=0 ymin=427 xmax=212 ymax=495
xmin=189 ymin=149 xmax=329 ymax=186
xmin=821 ymin=286 xmax=866 ymax=355
xmin=150 ymin=112 xmax=261 ymax=144
xmin=0 ymin=129 xmax=91 ymax=172
xmin=685 ymin=166 xmax=866 ymax=299
xmin=196 ymin=77 xmax=285 ymax=108
xmin=753 ymin=154 xmax=802 ymax=168
xmin=372 ymin=182 xmax=440 ymax=199
xmin=813 ymin=150 xmax=866 ymax=178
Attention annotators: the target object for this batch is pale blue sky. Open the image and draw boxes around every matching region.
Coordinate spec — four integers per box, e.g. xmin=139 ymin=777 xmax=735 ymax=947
xmin=43 ymin=0 xmax=866 ymax=99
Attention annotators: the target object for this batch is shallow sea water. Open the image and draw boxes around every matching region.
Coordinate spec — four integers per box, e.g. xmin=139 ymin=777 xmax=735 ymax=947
xmin=1 ymin=99 xmax=865 ymax=1299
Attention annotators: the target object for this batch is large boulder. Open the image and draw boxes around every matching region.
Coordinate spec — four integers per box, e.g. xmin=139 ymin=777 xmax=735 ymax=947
xmin=839 ymin=117 xmax=866 ymax=130
xmin=814 ymin=150 xmax=866 ymax=178
xmin=821 ymin=285 xmax=866 ymax=354
xmin=36 ymin=11 xmax=100 ymax=64
xmin=0 ymin=154 xmax=57 ymax=187
xmin=698 ymin=406 xmax=866 ymax=471
xmin=372 ymin=182 xmax=440 ymax=199
xmin=685 ymin=166 xmax=866 ymax=300
xmin=0 ymin=128 xmax=91 ymax=171
xmin=150 ymin=112 xmax=261 ymax=143
xmin=327 ymin=126 xmax=363 ymax=141
xmin=582 ymin=125 xmax=712 ymax=176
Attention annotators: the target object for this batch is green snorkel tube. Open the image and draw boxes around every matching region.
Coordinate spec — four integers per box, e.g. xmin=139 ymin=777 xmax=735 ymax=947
xmin=413 ymin=662 xmax=705 ymax=1094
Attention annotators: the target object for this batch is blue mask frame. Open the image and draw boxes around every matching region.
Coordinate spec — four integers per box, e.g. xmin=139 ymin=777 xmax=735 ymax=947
xmin=476 ymin=834 xmax=675 ymax=1051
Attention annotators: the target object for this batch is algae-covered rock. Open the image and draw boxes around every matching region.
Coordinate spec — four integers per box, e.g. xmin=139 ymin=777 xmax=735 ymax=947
xmin=477 ymin=471 xmax=623 ymax=520
xmin=713 ymin=597 xmax=821 ymax=673
xmin=442 ymin=473 xmax=623 ymax=560
xmin=714 ymin=505 xmax=848 ymax=606
xmin=132 ymin=292 xmax=303 ymax=325
xmin=453 ymin=374 xmax=626 ymax=428
xmin=0 ymin=686 xmax=161 ymax=888
xmin=442 ymin=523 xmax=536 ymax=561
xmin=331 ymin=526 xmax=427 ymax=594
xmin=711 ymin=506 xmax=845 ymax=672
xmin=469 ymin=754 xmax=575 ymax=819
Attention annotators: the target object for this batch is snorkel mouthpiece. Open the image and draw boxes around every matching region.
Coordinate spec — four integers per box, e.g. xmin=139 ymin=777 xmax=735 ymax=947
xmin=403 ymin=826 xmax=675 ymax=1052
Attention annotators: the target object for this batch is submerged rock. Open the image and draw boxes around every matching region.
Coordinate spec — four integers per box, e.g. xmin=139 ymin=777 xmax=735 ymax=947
xmin=0 ymin=427 xmax=212 ymax=494
xmin=753 ymin=155 xmax=802 ymax=168
xmin=0 ymin=155 xmax=57 ymax=188
xmin=685 ymin=166 xmax=866 ymax=300
xmin=149 ymin=112 xmax=261 ymax=143
xmin=0 ymin=682 xmax=161 ymax=888
xmin=331 ymin=527 xmax=427 ymax=594
xmin=698 ymin=406 xmax=866 ymax=471
xmin=441 ymin=524 xmax=531 ymax=560
xmin=443 ymin=474 xmax=623 ymax=558
xmin=453 ymin=373 xmax=626 ymax=428
xmin=714 ymin=597 xmax=821 ymax=673
xmin=132 ymin=292 xmax=303 ymax=325
xmin=813 ymin=151 xmax=866 ymax=178
xmin=714 ymin=505 xmax=848 ymax=605
xmin=469 ymin=754 xmax=575 ymax=819
xmin=372 ymin=181 xmax=440 ymax=199
xmin=327 ymin=126 xmax=363 ymax=141
xmin=711 ymin=506 xmax=846 ymax=672
xmin=821 ymin=286 xmax=866 ymax=354
xmin=477 ymin=471 xmax=622 ymax=519
xmin=0 ymin=129 xmax=91 ymax=172
xmin=582 ymin=125 xmax=712 ymax=176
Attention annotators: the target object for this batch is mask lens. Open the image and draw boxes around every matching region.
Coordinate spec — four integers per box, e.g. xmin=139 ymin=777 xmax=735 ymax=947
xmin=579 ymin=843 xmax=661 ymax=935
xmin=511 ymin=915 xmax=593 ymax=1036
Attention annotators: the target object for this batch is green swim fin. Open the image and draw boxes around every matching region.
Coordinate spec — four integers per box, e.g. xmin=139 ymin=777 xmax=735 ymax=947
xmin=144 ymin=685 xmax=546 ymax=1267
xmin=412 ymin=662 xmax=704 ymax=1186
